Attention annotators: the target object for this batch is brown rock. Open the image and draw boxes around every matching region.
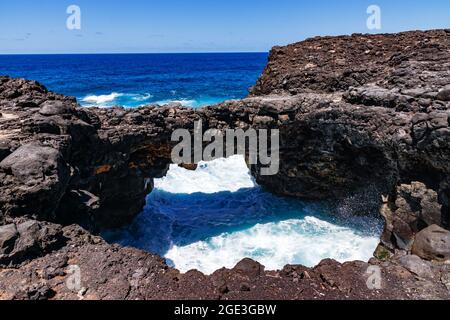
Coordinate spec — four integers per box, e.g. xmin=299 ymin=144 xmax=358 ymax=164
xmin=232 ymin=258 xmax=264 ymax=278
xmin=437 ymin=85 xmax=450 ymax=101
xmin=398 ymin=255 xmax=434 ymax=279
xmin=412 ymin=225 xmax=450 ymax=261
xmin=0 ymin=220 xmax=65 ymax=267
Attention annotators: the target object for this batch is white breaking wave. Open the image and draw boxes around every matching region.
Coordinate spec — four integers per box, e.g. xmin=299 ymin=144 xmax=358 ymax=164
xmin=165 ymin=216 xmax=380 ymax=274
xmin=155 ymin=155 xmax=255 ymax=194
xmin=131 ymin=93 xmax=154 ymax=101
xmin=151 ymin=155 xmax=381 ymax=274
xmin=82 ymin=92 xmax=123 ymax=104
xmin=80 ymin=92 xmax=221 ymax=108
xmin=155 ymin=97 xmax=225 ymax=108
xmin=155 ymin=98 xmax=198 ymax=107
xmin=81 ymin=92 xmax=154 ymax=106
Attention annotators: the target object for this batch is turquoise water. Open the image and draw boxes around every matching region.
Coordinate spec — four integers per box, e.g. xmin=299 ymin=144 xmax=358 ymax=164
xmin=0 ymin=53 xmax=268 ymax=108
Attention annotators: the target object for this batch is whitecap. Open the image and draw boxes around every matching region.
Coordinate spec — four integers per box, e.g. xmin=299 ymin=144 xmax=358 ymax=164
xmin=129 ymin=93 xmax=154 ymax=102
xmin=82 ymin=92 xmax=123 ymax=104
xmin=81 ymin=92 xmax=154 ymax=107
xmin=105 ymin=155 xmax=382 ymax=275
xmin=155 ymin=98 xmax=198 ymax=107
xmin=154 ymin=155 xmax=255 ymax=194
xmin=165 ymin=216 xmax=380 ymax=274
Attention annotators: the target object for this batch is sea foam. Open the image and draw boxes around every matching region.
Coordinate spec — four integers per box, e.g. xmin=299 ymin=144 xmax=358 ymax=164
xmin=82 ymin=92 xmax=123 ymax=104
xmin=81 ymin=92 xmax=154 ymax=107
xmin=165 ymin=216 xmax=380 ymax=274
xmin=153 ymin=156 xmax=381 ymax=274
xmin=155 ymin=155 xmax=255 ymax=194
xmin=104 ymin=156 xmax=382 ymax=275
xmin=80 ymin=93 xmax=221 ymax=108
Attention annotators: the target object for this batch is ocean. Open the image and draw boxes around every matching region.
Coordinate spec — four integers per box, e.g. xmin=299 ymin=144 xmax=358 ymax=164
xmin=1 ymin=53 xmax=382 ymax=273
xmin=103 ymin=156 xmax=382 ymax=274
xmin=0 ymin=53 xmax=268 ymax=108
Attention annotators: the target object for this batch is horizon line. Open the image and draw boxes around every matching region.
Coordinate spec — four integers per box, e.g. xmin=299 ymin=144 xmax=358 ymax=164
xmin=0 ymin=51 xmax=269 ymax=56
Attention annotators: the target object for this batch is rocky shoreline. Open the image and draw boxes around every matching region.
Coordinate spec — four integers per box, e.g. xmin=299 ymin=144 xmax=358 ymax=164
xmin=1 ymin=29 xmax=450 ymax=300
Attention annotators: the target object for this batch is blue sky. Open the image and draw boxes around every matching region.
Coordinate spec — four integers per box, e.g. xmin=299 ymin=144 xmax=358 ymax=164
xmin=0 ymin=0 xmax=449 ymax=53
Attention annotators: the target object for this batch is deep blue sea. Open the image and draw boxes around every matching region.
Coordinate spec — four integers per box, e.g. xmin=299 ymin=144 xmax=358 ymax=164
xmin=0 ymin=53 xmax=268 ymax=108
xmin=1 ymin=53 xmax=382 ymax=273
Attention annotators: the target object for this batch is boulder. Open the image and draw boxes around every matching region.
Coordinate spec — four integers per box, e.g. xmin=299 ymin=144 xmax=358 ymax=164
xmin=437 ymin=85 xmax=450 ymax=101
xmin=232 ymin=258 xmax=264 ymax=278
xmin=412 ymin=225 xmax=450 ymax=261
xmin=380 ymin=182 xmax=443 ymax=250
xmin=398 ymin=255 xmax=434 ymax=279
xmin=39 ymin=100 xmax=73 ymax=116
xmin=0 ymin=220 xmax=66 ymax=266
xmin=0 ymin=142 xmax=70 ymax=220
xmin=0 ymin=143 xmax=64 ymax=184
xmin=0 ymin=224 xmax=18 ymax=254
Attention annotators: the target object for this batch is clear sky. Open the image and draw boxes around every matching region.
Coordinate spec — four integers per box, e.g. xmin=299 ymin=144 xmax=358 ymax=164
xmin=0 ymin=0 xmax=449 ymax=54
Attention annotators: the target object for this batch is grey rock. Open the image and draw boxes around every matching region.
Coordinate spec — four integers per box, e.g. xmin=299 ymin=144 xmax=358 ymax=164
xmin=0 ymin=143 xmax=62 ymax=184
xmin=412 ymin=225 xmax=450 ymax=261
xmin=253 ymin=115 xmax=274 ymax=125
xmin=0 ymin=220 xmax=65 ymax=267
xmin=0 ymin=224 xmax=18 ymax=254
xmin=398 ymin=255 xmax=434 ymax=279
xmin=437 ymin=85 xmax=450 ymax=101
xmin=39 ymin=100 xmax=72 ymax=116
xmin=0 ymin=142 xmax=70 ymax=220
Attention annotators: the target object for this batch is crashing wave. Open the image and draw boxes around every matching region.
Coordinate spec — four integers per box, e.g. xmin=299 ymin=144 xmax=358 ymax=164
xmin=82 ymin=92 xmax=124 ymax=104
xmin=81 ymin=92 xmax=154 ymax=106
xmin=104 ymin=155 xmax=382 ymax=275
xmin=165 ymin=216 xmax=380 ymax=274
xmin=155 ymin=155 xmax=255 ymax=194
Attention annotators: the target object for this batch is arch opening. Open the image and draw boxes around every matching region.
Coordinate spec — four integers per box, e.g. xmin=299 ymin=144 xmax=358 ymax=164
xmin=103 ymin=155 xmax=383 ymax=274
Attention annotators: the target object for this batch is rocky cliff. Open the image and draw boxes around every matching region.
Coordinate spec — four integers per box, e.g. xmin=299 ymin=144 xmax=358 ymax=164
xmin=0 ymin=29 xmax=450 ymax=300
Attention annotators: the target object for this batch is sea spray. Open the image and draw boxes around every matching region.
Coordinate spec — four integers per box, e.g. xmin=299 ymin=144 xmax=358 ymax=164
xmin=103 ymin=155 xmax=383 ymax=274
xmin=165 ymin=216 xmax=381 ymax=274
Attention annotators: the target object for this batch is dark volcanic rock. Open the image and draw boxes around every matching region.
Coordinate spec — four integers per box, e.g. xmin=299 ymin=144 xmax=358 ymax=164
xmin=39 ymin=100 xmax=74 ymax=116
xmin=0 ymin=219 xmax=448 ymax=300
xmin=412 ymin=225 xmax=450 ymax=261
xmin=0 ymin=142 xmax=70 ymax=222
xmin=0 ymin=224 xmax=18 ymax=254
xmin=437 ymin=85 xmax=450 ymax=101
xmin=1 ymin=30 xmax=450 ymax=300
xmin=0 ymin=219 xmax=66 ymax=267
xmin=380 ymin=182 xmax=443 ymax=251
xmin=250 ymin=30 xmax=450 ymax=97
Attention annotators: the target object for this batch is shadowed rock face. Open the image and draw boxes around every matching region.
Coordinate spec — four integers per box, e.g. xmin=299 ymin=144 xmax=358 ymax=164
xmin=0 ymin=29 xmax=450 ymax=300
